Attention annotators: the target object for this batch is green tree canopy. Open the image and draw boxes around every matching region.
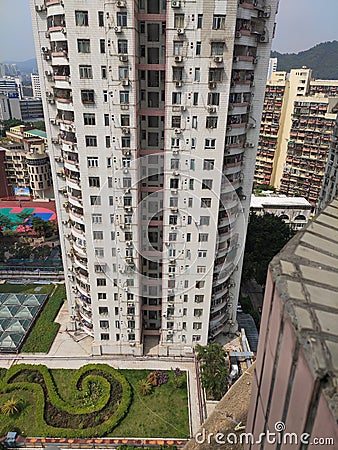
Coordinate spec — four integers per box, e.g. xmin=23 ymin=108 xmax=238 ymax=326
xmin=196 ymin=343 xmax=228 ymax=400
xmin=0 ymin=214 xmax=13 ymax=233
xmin=242 ymin=213 xmax=295 ymax=285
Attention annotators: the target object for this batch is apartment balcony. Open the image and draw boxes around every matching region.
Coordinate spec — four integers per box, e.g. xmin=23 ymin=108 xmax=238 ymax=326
xmin=65 ymin=174 xmax=81 ymax=190
xmin=64 ymin=159 xmax=79 ymax=172
xmin=76 ymin=279 xmax=90 ymax=297
xmin=68 ymin=194 xmax=82 ymax=209
xmin=69 ymin=208 xmax=84 ymax=225
xmin=46 ymin=0 xmax=63 ymax=6
xmin=70 ymin=224 xmax=84 ymax=240
xmin=73 ymin=241 xmax=87 ymax=258
xmin=73 ymin=253 xmax=87 ymax=271
xmin=81 ymin=319 xmax=94 ymax=337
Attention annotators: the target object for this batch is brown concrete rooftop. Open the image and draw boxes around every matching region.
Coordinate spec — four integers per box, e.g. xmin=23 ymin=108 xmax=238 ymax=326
xmin=269 ymin=198 xmax=338 ymax=422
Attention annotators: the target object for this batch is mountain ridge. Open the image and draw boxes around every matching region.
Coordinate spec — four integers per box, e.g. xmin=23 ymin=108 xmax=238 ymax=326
xmin=271 ymin=41 xmax=338 ymax=80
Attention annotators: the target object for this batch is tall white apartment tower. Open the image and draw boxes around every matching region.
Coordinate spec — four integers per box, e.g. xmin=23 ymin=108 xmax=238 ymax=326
xmin=31 ymin=0 xmax=278 ymax=356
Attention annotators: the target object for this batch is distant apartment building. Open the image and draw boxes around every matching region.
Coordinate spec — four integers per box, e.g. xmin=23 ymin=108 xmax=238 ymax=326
xmin=250 ymin=193 xmax=311 ymax=230
xmin=266 ymin=56 xmax=277 ymax=80
xmin=0 ymin=125 xmax=53 ymax=199
xmin=0 ymin=92 xmax=21 ymax=121
xmin=254 ymin=68 xmax=338 ymax=207
xmin=31 ymin=73 xmax=42 ymax=98
xmin=20 ymin=97 xmax=44 ymax=121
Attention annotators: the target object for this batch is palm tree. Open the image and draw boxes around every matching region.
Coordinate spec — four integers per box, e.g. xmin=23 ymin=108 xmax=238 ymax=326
xmin=1 ymin=397 xmax=21 ymax=416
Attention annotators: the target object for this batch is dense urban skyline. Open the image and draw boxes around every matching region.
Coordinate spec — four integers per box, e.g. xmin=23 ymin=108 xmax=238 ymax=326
xmin=1 ymin=0 xmax=338 ymax=62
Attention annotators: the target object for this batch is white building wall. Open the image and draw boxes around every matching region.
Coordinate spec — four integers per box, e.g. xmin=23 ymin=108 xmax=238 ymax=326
xmin=31 ymin=0 xmax=278 ymax=356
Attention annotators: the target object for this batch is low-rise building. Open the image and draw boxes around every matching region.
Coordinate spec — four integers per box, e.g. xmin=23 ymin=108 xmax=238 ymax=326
xmin=250 ymin=193 xmax=311 ymax=230
xmin=0 ymin=125 xmax=52 ymax=199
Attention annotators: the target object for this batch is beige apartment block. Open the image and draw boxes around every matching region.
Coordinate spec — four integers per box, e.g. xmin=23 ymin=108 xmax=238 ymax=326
xmin=255 ymin=68 xmax=338 ymax=207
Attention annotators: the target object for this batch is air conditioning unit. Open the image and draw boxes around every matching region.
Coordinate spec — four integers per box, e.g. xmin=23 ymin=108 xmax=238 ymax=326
xmin=114 ymin=26 xmax=122 ymax=33
xmin=62 ymin=220 xmax=68 ymax=225
xmin=175 ymin=80 xmax=183 ymax=87
xmin=119 ymin=54 xmax=128 ymax=62
xmin=260 ymin=33 xmax=269 ymax=43
xmin=259 ymin=9 xmax=271 ymax=18
xmin=171 ymin=0 xmax=181 ymax=7
xmin=170 ymin=207 xmax=178 ymax=212
xmin=50 ymin=118 xmax=57 ymax=125
xmin=174 ymin=55 xmax=183 ymax=63
xmin=51 ymin=137 xmax=59 ymax=144
xmin=45 ymin=31 xmax=50 ymax=38
xmin=214 ymin=56 xmax=223 ymax=63
xmin=121 ymin=78 xmax=130 ymax=86
xmin=172 ymin=149 xmax=179 ymax=155
xmin=35 ymin=4 xmax=46 ymax=12
xmin=235 ymin=31 xmax=241 ymax=38
xmin=126 ymin=241 xmax=132 ymax=246
xmin=253 ymin=57 xmax=258 ymax=64
xmin=122 ymin=127 xmax=130 ymax=134
xmin=61 ymin=28 xmax=66 ymax=34
xmin=233 ymin=56 xmax=239 ymax=63
xmin=116 ymin=0 xmax=126 ymax=7
xmin=169 ymin=273 xmax=174 ymax=278
xmin=207 ymin=106 xmax=216 ymax=113
xmin=209 ymin=81 xmax=217 ymax=89
xmin=177 ymin=28 xmax=185 ymax=35
xmin=172 ymin=105 xmax=181 ymax=112
xmin=123 ymin=168 xmax=129 ymax=174
xmin=174 ymin=128 xmax=182 ymax=134
xmin=173 ymin=171 xmax=179 ymax=176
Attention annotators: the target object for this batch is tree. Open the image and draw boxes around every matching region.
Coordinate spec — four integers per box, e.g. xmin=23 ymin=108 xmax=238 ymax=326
xmin=15 ymin=211 xmax=34 ymax=232
xmin=1 ymin=397 xmax=21 ymax=416
xmin=196 ymin=343 xmax=228 ymax=400
xmin=242 ymin=213 xmax=295 ymax=285
xmin=31 ymin=217 xmax=46 ymax=237
xmin=0 ymin=119 xmax=32 ymax=136
xmin=33 ymin=120 xmax=46 ymax=131
xmin=0 ymin=214 xmax=13 ymax=234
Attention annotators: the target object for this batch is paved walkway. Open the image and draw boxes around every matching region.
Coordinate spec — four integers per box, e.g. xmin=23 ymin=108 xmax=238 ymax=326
xmin=0 ymin=303 xmax=202 ymax=438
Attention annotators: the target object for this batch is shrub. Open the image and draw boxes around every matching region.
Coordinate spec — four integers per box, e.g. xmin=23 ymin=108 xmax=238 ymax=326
xmin=1 ymin=363 xmax=132 ymax=437
xmin=147 ymin=371 xmax=158 ymax=387
xmin=139 ymin=378 xmax=152 ymax=396
xmin=1 ymin=397 xmax=21 ymax=416
xmin=155 ymin=370 xmax=168 ymax=386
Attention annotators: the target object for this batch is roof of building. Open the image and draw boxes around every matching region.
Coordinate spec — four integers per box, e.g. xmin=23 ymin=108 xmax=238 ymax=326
xmin=251 ymin=194 xmax=312 ymax=209
xmin=0 ymin=293 xmax=48 ymax=352
xmin=184 ymin=364 xmax=255 ymax=450
xmin=270 ymin=198 xmax=338 ymax=421
xmin=25 ymin=129 xmax=47 ymax=139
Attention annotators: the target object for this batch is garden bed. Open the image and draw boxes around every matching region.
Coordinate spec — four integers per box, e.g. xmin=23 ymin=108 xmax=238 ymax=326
xmin=0 ymin=364 xmax=189 ymax=439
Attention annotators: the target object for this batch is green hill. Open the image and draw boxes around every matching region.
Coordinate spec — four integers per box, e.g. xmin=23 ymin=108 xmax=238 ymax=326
xmin=271 ymin=41 xmax=338 ymax=80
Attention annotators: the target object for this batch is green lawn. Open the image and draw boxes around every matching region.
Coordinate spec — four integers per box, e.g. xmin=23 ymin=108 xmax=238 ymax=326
xmin=21 ymin=285 xmax=65 ymax=353
xmin=0 ymin=283 xmax=53 ymax=294
xmin=111 ymin=370 xmax=189 ymax=438
xmin=0 ymin=366 xmax=189 ymax=439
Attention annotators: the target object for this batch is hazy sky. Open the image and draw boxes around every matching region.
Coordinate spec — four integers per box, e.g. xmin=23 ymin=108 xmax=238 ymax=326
xmin=0 ymin=0 xmax=338 ymax=62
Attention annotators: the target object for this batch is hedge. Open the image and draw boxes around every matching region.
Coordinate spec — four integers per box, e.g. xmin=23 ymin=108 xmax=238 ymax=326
xmin=1 ymin=364 xmax=132 ymax=438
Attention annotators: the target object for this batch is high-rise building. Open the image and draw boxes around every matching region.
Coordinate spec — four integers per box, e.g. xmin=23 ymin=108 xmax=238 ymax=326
xmin=31 ymin=73 xmax=42 ymax=98
xmin=254 ymin=68 xmax=338 ymax=208
xmin=31 ymin=0 xmax=278 ymax=356
xmin=266 ymin=56 xmax=277 ymax=80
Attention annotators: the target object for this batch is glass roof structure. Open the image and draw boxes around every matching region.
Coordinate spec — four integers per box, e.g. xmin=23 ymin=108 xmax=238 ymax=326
xmin=0 ymin=293 xmax=48 ymax=352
